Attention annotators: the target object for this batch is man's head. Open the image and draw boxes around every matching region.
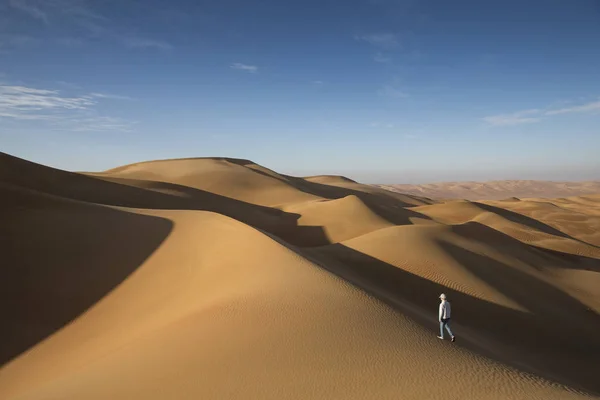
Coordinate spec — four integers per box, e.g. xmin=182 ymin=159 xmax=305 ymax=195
xmin=439 ymin=293 xmax=447 ymax=301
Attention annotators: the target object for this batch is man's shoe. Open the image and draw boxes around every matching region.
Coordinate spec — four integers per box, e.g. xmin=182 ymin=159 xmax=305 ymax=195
xmin=437 ymin=336 xmax=444 ymax=340
xmin=451 ymin=336 xmax=456 ymax=342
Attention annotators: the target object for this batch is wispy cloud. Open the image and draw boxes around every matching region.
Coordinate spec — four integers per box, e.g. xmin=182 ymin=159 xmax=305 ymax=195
xmin=377 ymin=85 xmax=409 ymax=98
xmin=0 ymin=84 xmax=135 ymax=132
xmin=89 ymin=92 xmax=133 ymax=100
xmin=482 ymin=109 xmax=541 ymax=126
xmin=355 ymin=33 xmax=400 ymax=49
xmin=544 ymin=100 xmax=600 ymax=115
xmin=9 ymin=0 xmax=105 ymax=25
xmin=230 ymin=63 xmax=258 ymax=73
xmin=0 ymin=85 xmax=94 ymax=115
xmin=9 ymin=0 xmax=48 ymax=24
xmin=312 ymin=80 xmax=323 ymax=85
xmin=483 ymin=100 xmax=600 ymax=126
xmin=482 ymin=115 xmax=540 ymax=126
xmin=5 ymin=0 xmax=172 ymax=51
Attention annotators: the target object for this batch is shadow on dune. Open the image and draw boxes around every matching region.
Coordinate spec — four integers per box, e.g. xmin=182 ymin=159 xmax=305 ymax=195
xmin=222 ymin=157 xmax=434 ymax=224
xmin=243 ymin=164 xmax=433 ymax=225
xmin=0 ymin=188 xmax=174 ymax=366
xmin=534 ymin=246 xmax=600 ymax=273
xmin=304 ymin=243 xmax=600 ymax=396
xmin=0 ymin=185 xmax=327 ymax=367
xmin=94 ymin=176 xmax=331 ymax=247
xmin=2 ymin=153 xmax=430 ymax=245
xmin=451 ymin=221 xmax=600 ymax=273
xmin=473 ymin=202 xmax=598 ymax=248
xmin=1 ymin=153 xmax=330 ymax=247
xmin=287 ymin=176 xmax=430 ymax=226
xmin=437 ymin=241 xmax=599 ymax=341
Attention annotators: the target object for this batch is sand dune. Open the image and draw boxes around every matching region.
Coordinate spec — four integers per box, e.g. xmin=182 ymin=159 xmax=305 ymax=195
xmin=376 ymin=180 xmax=600 ymax=200
xmin=2 ymin=152 xmax=600 ymax=399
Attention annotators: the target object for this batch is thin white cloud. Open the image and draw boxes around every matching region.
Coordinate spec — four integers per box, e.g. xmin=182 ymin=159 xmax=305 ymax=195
xmin=482 ymin=109 xmax=541 ymax=126
xmin=5 ymin=0 xmax=172 ymax=51
xmin=0 ymin=85 xmax=94 ymax=113
xmin=89 ymin=92 xmax=133 ymax=100
xmin=64 ymin=2 xmax=108 ymax=22
xmin=9 ymin=0 xmax=48 ymax=24
xmin=483 ymin=99 xmax=600 ymax=126
xmin=0 ymin=111 xmax=57 ymax=120
xmin=482 ymin=115 xmax=541 ymax=126
xmin=312 ymin=80 xmax=324 ymax=85
xmin=230 ymin=63 xmax=258 ymax=73
xmin=355 ymin=33 xmax=399 ymax=49
xmin=9 ymin=0 xmax=105 ymax=25
xmin=377 ymin=85 xmax=409 ymax=98
xmin=2 ymin=85 xmax=57 ymax=95
xmin=0 ymin=84 xmax=135 ymax=132
xmin=545 ymin=100 xmax=600 ymax=115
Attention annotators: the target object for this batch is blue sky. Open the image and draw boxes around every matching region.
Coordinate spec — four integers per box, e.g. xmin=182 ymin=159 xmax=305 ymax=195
xmin=1 ymin=0 xmax=599 ymax=183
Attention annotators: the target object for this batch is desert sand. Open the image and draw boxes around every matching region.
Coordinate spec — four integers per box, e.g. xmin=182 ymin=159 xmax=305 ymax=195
xmin=376 ymin=180 xmax=600 ymax=201
xmin=1 ymin=152 xmax=600 ymax=399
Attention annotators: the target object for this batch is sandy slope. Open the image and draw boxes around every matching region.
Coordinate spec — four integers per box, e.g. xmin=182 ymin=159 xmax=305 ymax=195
xmin=376 ymin=180 xmax=600 ymax=200
xmin=2 ymin=152 xmax=600 ymax=399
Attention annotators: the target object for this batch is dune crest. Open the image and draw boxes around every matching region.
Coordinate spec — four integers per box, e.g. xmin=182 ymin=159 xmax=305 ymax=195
xmin=2 ymin=152 xmax=600 ymax=399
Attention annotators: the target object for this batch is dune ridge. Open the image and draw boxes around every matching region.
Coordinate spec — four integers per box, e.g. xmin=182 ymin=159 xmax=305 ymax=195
xmin=1 ymin=151 xmax=600 ymax=399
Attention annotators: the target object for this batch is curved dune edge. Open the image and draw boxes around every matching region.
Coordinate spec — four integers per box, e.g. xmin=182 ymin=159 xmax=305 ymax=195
xmin=2 ymin=152 xmax=600 ymax=399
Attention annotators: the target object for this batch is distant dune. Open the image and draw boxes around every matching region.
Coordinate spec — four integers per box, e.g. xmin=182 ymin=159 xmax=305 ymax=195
xmin=2 ymin=152 xmax=600 ymax=399
xmin=375 ymin=180 xmax=600 ymax=201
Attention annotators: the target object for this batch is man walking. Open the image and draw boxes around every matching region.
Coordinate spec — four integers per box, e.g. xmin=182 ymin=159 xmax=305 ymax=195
xmin=438 ymin=293 xmax=455 ymax=342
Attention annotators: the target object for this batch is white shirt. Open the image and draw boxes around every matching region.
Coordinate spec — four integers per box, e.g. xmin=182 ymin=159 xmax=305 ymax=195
xmin=439 ymin=300 xmax=451 ymax=320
